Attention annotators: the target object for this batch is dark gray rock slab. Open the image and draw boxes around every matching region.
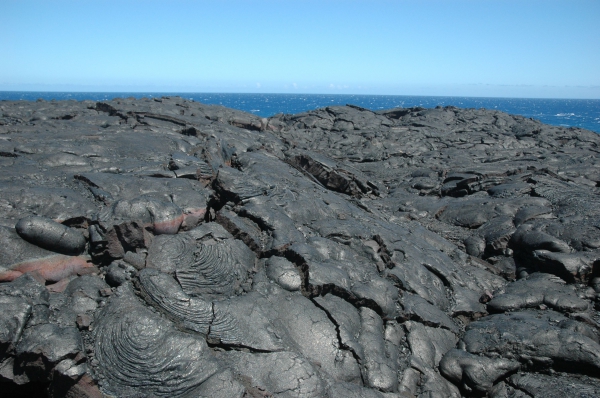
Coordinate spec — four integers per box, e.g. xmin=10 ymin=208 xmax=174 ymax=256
xmin=265 ymin=256 xmax=302 ymax=291
xmin=505 ymin=372 xmax=600 ymax=398
xmin=359 ymin=307 xmax=398 ymax=392
xmin=313 ymin=293 xmax=363 ymax=360
xmin=462 ymin=310 xmax=600 ymax=375
xmin=266 ymin=290 xmax=362 ymax=383
xmin=104 ymin=260 xmax=136 ymax=287
xmin=400 ymin=293 xmax=459 ymax=333
xmin=15 ymin=323 xmax=83 ymax=382
xmin=64 ymin=274 xmax=109 ymax=299
xmin=510 ymin=223 xmax=572 ymax=253
xmin=221 ymin=351 xmax=324 ymax=398
xmin=0 ymin=186 xmax=97 ymax=228
xmin=440 ymin=348 xmax=520 ymax=395
xmin=210 ymin=292 xmax=286 ymax=351
xmin=0 ymin=296 xmax=31 ymax=358
xmin=192 ymin=369 xmax=245 ymax=398
xmin=216 ymin=207 xmax=267 ymax=253
xmin=487 ymin=273 xmax=589 ymax=313
xmin=327 ymin=382 xmax=395 ymax=398
xmin=99 ymin=196 xmax=184 ymax=235
xmin=406 ymin=356 xmax=462 ymax=398
xmin=532 ymin=249 xmax=599 ymax=283
xmin=405 ymin=321 xmax=458 ymax=369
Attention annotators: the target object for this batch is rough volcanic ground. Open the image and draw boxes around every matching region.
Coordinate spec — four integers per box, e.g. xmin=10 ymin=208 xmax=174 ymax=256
xmin=1 ymin=97 xmax=600 ymax=397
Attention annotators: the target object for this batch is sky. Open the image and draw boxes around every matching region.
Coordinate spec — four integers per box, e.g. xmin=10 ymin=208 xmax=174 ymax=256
xmin=1 ymin=0 xmax=599 ymax=98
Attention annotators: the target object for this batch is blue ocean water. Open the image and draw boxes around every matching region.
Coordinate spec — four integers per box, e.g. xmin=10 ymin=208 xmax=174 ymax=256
xmin=1 ymin=91 xmax=599 ymax=133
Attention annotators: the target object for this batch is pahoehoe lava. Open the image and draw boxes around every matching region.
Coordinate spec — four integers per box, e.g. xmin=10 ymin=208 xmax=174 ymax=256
xmin=1 ymin=96 xmax=600 ymax=397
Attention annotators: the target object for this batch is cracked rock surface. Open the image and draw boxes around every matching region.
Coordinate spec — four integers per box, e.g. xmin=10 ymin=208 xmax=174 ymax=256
xmin=1 ymin=97 xmax=600 ymax=397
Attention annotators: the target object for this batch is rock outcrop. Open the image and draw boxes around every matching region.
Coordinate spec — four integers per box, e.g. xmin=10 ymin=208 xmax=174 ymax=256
xmin=1 ymin=96 xmax=600 ymax=397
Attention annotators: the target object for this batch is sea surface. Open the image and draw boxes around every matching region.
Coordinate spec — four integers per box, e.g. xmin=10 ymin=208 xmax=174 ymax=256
xmin=1 ymin=91 xmax=599 ymax=133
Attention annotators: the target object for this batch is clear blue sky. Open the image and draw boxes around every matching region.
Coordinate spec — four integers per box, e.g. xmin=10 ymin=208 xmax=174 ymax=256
xmin=1 ymin=0 xmax=599 ymax=98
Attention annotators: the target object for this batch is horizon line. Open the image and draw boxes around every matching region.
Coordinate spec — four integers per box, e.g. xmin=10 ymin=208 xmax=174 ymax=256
xmin=1 ymin=90 xmax=599 ymax=102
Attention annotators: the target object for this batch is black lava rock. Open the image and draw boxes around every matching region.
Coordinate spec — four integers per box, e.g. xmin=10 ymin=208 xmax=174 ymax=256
xmin=0 ymin=97 xmax=599 ymax=397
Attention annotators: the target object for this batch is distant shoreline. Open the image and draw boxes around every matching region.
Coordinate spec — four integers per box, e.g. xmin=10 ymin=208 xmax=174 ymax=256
xmin=1 ymin=91 xmax=599 ymax=133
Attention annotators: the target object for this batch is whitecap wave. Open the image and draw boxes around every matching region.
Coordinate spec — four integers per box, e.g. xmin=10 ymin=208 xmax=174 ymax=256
xmin=555 ymin=113 xmax=575 ymax=117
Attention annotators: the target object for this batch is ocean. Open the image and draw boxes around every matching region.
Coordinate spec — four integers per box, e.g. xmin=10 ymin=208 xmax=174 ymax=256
xmin=1 ymin=91 xmax=599 ymax=133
